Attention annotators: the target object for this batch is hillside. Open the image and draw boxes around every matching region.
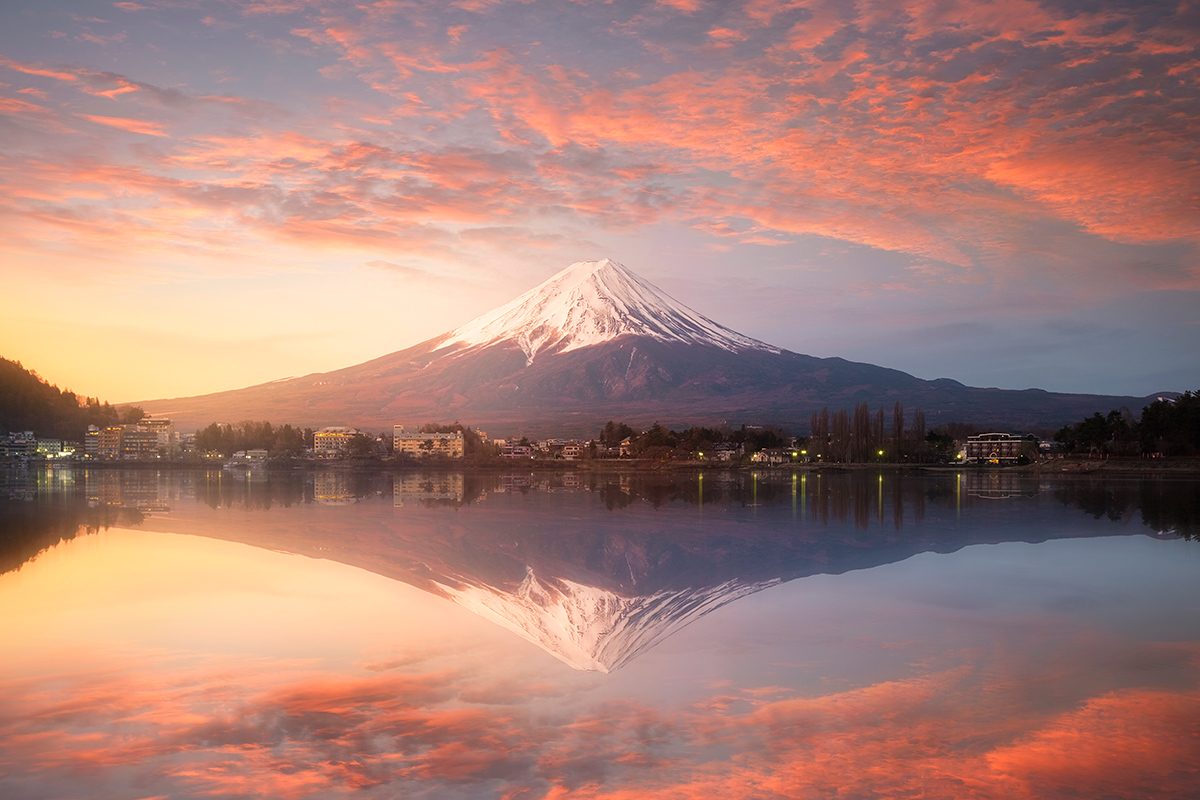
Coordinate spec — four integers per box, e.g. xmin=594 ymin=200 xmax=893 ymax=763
xmin=135 ymin=260 xmax=1164 ymax=435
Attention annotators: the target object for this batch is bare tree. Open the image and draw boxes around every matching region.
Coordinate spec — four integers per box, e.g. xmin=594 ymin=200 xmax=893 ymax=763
xmin=852 ymin=403 xmax=871 ymax=462
xmin=831 ymin=409 xmax=850 ymax=462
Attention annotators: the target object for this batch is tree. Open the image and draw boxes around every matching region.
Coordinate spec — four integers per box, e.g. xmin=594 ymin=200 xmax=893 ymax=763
xmin=0 ymin=357 xmax=142 ymax=439
xmin=912 ymin=409 xmax=926 ymax=445
xmin=347 ymin=434 xmax=376 ymax=458
xmin=831 ymin=409 xmax=850 ymax=462
xmin=599 ymin=421 xmax=634 ymax=448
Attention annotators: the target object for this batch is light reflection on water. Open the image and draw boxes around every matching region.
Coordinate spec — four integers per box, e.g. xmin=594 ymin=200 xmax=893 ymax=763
xmin=0 ymin=467 xmax=1198 ymax=799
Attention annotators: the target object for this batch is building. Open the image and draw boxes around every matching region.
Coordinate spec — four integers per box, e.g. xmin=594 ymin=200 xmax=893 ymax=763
xmin=226 ymin=449 xmax=269 ymax=467
xmin=964 ymin=433 xmax=1039 ymax=464
xmin=97 ymin=425 xmax=125 ymax=459
xmin=393 ymin=426 xmax=464 ymax=459
xmin=34 ymin=439 xmax=64 ymax=458
xmin=84 ymin=425 xmax=100 ymax=459
xmin=120 ymin=427 xmax=160 ymax=460
xmin=85 ymin=420 xmax=176 ymax=460
xmin=313 ymin=426 xmax=360 ymax=457
xmin=713 ymin=443 xmax=743 ymax=462
xmin=750 ymin=447 xmax=802 ymax=465
xmin=500 ymin=444 xmax=534 ymax=459
xmin=1 ymin=431 xmax=36 ymax=459
xmin=137 ymin=417 xmax=176 ymax=456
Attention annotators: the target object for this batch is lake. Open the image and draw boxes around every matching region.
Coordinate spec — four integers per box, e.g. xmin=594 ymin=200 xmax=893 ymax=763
xmin=1 ymin=467 xmax=1197 ymax=799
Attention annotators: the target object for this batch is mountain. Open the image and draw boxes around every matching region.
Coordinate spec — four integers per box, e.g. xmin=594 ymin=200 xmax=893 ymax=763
xmin=435 ymin=256 xmax=779 ymax=363
xmin=137 ymin=258 xmax=1159 ymax=434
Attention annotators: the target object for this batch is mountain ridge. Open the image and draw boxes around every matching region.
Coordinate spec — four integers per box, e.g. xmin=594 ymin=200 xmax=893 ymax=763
xmin=136 ymin=259 xmax=1165 ymax=434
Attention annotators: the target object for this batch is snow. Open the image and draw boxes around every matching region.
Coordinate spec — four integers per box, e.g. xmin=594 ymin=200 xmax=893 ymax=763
xmin=438 ymin=566 xmax=777 ymax=672
xmin=436 ymin=258 xmax=779 ymax=365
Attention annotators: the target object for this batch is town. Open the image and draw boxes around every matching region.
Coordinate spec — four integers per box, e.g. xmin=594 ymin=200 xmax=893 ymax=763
xmin=0 ymin=416 xmax=1150 ymax=468
xmin=4 ymin=376 xmax=1196 ymax=469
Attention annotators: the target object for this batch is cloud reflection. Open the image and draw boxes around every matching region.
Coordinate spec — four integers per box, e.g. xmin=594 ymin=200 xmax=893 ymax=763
xmin=1 ymin=644 xmax=1197 ymax=799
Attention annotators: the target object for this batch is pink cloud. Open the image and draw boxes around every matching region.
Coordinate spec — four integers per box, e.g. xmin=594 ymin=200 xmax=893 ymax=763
xmin=79 ymin=112 xmax=168 ymax=136
xmin=658 ymin=0 xmax=702 ymax=12
xmin=0 ymin=56 xmax=79 ymax=82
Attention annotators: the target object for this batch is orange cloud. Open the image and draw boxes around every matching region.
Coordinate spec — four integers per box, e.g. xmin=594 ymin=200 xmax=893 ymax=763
xmin=658 ymin=0 xmax=703 ymax=12
xmin=0 ymin=56 xmax=78 ymax=82
xmin=0 ymin=96 xmax=49 ymax=115
xmin=80 ymin=113 xmax=168 ymax=136
xmin=3 ymin=0 xmax=1197 ymax=309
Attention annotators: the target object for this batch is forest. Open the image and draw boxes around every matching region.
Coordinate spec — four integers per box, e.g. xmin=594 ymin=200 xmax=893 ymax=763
xmin=0 ymin=358 xmax=143 ymax=439
xmin=1054 ymin=392 xmax=1200 ymax=457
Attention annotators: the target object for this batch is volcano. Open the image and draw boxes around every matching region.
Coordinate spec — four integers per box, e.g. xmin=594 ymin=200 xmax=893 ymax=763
xmin=138 ymin=258 xmax=1157 ymax=434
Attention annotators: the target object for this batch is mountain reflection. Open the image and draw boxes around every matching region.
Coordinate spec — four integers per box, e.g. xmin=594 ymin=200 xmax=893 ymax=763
xmin=2 ymin=467 xmax=1196 ymax=671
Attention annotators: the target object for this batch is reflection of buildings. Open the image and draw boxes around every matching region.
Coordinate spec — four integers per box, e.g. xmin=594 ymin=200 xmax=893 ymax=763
xmin=962 ymin=470 xmax=1040 ymax=500
xmin=314 ymin=471 xmax=358 ymax=505
xmin=85 ymin=469 xmax=172 ymax=512
xmin=393 ymin=473 xmax=465 ymax=506
xmin=493 ymin=473 xmax=534 ymax=492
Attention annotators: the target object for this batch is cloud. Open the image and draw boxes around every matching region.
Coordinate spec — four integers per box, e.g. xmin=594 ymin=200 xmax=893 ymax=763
xmin=3 ymin=0 xmax=1197 ymax=307
xmin=79 ymin=113 xmax=168 ymax=136
xmin=0 ymin=56 xmax=79 ymax=82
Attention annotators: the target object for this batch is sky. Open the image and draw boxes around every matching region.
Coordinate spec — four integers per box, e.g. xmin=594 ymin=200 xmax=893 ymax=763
xmin=1 ymin=0 xmax=1197 ymax=402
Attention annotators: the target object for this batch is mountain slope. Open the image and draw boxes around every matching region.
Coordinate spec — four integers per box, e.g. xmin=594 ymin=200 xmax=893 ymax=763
xmin=137 ymin=258 xmax=1160 ymax=433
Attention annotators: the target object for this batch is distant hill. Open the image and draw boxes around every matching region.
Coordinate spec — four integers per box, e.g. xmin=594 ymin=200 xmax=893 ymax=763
xmin=0 ymin=357 xmax=141 ymax=439
xmin=135 ymin=259 xmax=1168 ymax=435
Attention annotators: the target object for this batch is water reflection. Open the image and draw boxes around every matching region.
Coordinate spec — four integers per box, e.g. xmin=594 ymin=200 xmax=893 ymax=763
xmin=2 ymin=467 xmax=1196 ymax=673
xmin=1 ymin=467 xmax=1198 ymax=799
xmin=5 ymin=466 xmax=1196 ymax=534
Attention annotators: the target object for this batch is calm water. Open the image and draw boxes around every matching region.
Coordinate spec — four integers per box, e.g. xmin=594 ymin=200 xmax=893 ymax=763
xmin=1 ymin=467 xmax=1198 ymax=799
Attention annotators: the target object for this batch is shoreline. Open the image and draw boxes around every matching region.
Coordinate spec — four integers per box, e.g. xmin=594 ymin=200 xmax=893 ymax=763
xmin=8 ymin=458 xmax=1200 ymax=477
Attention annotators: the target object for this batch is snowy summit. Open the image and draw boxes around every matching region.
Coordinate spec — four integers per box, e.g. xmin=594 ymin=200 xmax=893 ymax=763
xmin=437 ymin=258 xmax=779 ymax=365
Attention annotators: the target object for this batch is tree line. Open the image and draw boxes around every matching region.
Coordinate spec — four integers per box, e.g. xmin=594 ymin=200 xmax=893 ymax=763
xmin=598 ymin=421 xmax=791 ymax=460
xmin=598 ymin=404 xmax=955 ymax=462
xmin=0 ymin=357 xmax=144 ymax=439
xmin=194 ymin=421 xmax=313 ymax=457
xmin=1054 ymin=392 xmax=1200 ymax=457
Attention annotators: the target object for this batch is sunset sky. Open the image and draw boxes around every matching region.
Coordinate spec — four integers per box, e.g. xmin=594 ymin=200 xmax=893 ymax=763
xmin=2 ymin=0 xmax=1197 ymax=402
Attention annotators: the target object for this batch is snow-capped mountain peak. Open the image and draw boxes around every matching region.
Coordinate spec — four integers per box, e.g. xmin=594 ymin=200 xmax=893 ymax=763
xmin=436 ymin=258 xmax=780 ymax=365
